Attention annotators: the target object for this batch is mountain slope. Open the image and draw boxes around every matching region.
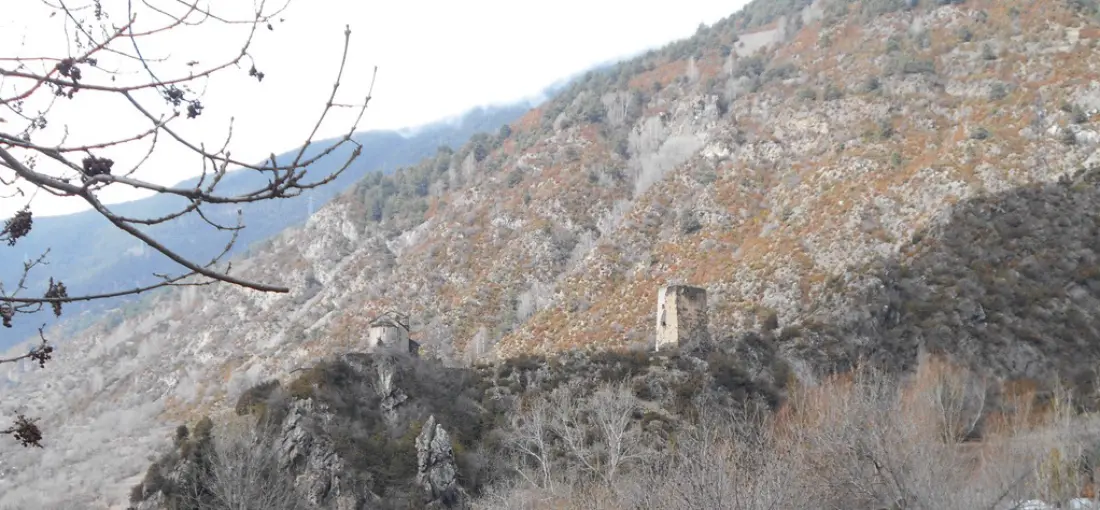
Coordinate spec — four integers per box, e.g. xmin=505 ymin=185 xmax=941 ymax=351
xmin=4 ymin=0 xmax=1100 ymax=507
xmin=0 ymin=102 xmax=531 ymax=350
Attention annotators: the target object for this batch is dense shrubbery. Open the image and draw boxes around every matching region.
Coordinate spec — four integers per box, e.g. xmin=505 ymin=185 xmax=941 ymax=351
xmin=859 ymin=0 xmax=910 ymax=17
xmin=887 ymin=55 xmax=938 ymax=75
xmin=990 ymin=82 xmax=1009 ymax=101
xmin=1069 ymin=0 xmax=1100 ymax=18
xmin=790 ymin=167 xmax=1100 ymax=400
xmin=233 ymin=379 xmax=279 ymax=416
xmin=725 ymin=0 xmax=814 ymax=31
xmin=133 ymin=341 xmax=794 ymax=508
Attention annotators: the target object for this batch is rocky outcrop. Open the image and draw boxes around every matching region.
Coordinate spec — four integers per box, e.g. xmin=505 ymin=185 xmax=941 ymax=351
xmin=276 ymin=399 xmax=376 ymax=509
xmin=128 ymin=399 xmax=378 ymax=510
xmin=369 ymin=354 xmax=410 ymax=425
xmin=415 ymin=415 xmax=465 ymax=508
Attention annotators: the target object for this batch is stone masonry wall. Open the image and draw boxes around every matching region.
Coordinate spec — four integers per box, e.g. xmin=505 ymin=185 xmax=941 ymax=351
xmin=655 ymin=285 xmax=708 ymax=352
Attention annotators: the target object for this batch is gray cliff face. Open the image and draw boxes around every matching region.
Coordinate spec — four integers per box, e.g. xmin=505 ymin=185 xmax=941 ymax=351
xmin=276 ymin=399 xmax=376 ymax=509
xmin=359 ymin=354 xmax=409 ymax=425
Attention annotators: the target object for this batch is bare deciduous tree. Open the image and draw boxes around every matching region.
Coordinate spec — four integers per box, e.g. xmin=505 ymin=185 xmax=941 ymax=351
xmin=782 ymin=359 xmax=1093 ymax=510
xmin=616 ymin=401 xmax=806 ymax=510
xmin=0 ymin=0 xmax=374 ymax=446
xmin=503 ymin=381 xmax=646 ymax=495
xmin=184 ymin=419 xmax=305 ymax=510
xmin=476 ymin=357 xmax=1100 ymax=510
xmin=505 ymin=390 xmax=557 ymax=491
xmin=580 ymin=381 xmax=648 ymax=484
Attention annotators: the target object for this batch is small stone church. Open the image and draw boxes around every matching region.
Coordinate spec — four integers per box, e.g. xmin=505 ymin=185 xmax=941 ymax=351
xmin=366 ymin=311 xmax=421 ymax=356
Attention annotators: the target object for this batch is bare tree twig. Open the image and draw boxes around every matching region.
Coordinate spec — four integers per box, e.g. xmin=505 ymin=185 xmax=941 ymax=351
xmin=0 ymin=0 xmax=377 ymax=447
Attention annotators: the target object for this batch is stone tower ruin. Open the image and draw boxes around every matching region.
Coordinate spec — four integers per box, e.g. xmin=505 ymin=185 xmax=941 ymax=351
xmin=655 ymin=285 xmax=709 ymax=352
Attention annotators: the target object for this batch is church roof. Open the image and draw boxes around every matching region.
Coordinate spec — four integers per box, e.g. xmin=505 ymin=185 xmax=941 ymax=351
xmin=369 ymin=311 xmax=409 ymax=331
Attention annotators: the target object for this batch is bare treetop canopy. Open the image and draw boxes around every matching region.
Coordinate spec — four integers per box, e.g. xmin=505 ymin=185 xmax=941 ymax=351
xmin=0 ymin=0 xmax=375 ymax=447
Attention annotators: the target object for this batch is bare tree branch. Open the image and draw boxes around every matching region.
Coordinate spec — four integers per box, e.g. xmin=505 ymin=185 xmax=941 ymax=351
xmin=0 ymin=0 xmax=377 ymax=447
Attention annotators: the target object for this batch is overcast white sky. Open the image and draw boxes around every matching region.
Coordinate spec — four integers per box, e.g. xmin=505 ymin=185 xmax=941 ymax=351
xmin=0 ymin=0 xmax=746 ymax=218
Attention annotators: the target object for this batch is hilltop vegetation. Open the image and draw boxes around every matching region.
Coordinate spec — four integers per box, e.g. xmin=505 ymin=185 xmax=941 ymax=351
xmin=126 ymin=345 xmax=785 ymax=509
xmin=130 ymin=349 xmax=1100 ymax=510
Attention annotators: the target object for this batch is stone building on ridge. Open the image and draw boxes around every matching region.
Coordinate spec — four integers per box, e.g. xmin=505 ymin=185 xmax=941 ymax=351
xmin=366 ymin=311 xmax=420 ymax=356
xmin=655 ymin=285 xmax=709 ymax=352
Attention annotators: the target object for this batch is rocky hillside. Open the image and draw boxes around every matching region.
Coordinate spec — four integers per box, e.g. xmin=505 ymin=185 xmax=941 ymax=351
xmin=0 ymin=101 xmax=531 ymax=353
xmin=4 ymin=0 xmax=1100 ymax=506
xmin=124 ymin=347 xmax=782 ymax=510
